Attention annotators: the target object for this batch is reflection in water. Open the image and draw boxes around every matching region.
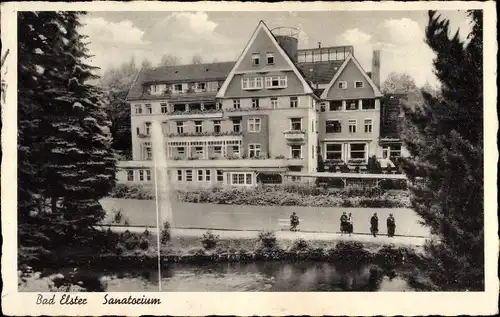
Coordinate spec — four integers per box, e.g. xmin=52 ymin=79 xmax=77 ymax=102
xmin=90 ymin=261 xmax=412 ymax=292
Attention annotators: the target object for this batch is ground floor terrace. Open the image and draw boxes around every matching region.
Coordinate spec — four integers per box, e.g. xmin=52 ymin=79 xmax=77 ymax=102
xmin=116 ymin=159 xmax=407 ymax=189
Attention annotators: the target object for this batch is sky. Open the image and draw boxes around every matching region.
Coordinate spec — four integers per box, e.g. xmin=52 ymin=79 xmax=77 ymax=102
xmin=81 ymin=10 xmax=472 ymax=87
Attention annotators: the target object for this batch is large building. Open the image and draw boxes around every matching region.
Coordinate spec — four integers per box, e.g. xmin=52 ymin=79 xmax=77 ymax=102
xmin=119 ymin=21 xmax=407 ymax=188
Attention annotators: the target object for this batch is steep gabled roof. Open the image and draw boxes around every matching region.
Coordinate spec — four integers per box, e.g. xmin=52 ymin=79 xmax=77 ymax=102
xmin=298 ymin=60 xmax=344 ymax=85
xmin=126 ymin=62 xmax=235 ymax=101
xmin=216 ymin=20 xmax=313 ymax=98
xmin=319 ymin=54 xmax=383 ymax=99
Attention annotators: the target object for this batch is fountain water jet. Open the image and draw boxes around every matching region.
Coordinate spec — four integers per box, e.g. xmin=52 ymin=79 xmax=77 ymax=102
xmin=150 ymin=120 xmax=173 ymax=292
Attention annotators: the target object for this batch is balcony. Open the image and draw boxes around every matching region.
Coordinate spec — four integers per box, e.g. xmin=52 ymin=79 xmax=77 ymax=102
xmin=143 ymin=88 xmax=219 ymax=102
xmin=166 ymin=131 xmax=243 ymax=139
xmin=137 ymin=133 xmax=150 ymax=138
xmin=225 ymin=106 xmax=268 ymax=115
xmin=117 ymin=158 xmax=292 ymax=169
xmin=283 ymin=129 xmax=306 ymax=141
xmin=167 ymin=108 xmax=223 ymax=119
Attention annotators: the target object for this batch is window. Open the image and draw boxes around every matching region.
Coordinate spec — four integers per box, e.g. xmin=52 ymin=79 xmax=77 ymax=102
xmin=145 ymin=146 xmax=152 ymax=160
xmin=346 ymin=100 xmax=359 ymax=110
xmin=195 ymin=121 xmax=203 ymax=133
xmin=217 ymin=170 xmax=224 ymax=183
xmin=198 ymin=170 xmax=203 ymax=181
xmin=145 ymin=104 xmax=152 ymax=114
xmin=139 ymin=170 xmax=144 ymax=181
xmin=205 ymin=170 xmax=211 ymax=182
xmin=134 ymin=104 xmax=142 ymax=114
xmin=312 ymin=145 xmax=315 ymax=159
xmin=326 ymin=144 xmax=342 ymax=160
xmin=383 ymin=145 xmax=402 ymax=159
xmin=197 ymin=82 xmax=206 ymax=91
xmin=290 ymin=96 xmax=298 ymax=108
xmin=151 ymin=85 xmax=157 ymax=93
xmin=252 ymin=53 xmax=260 ymax=66
xmin=213 ymin=120 xmax=221 ymax=133
xmin=251 ymin=98 xmax=260 ymax=109
xmin=232 ymin=119 xmax=241 ymax=132
xmin=338 ymin=81 xmax=347 ymax=89
xmin=144 ymin=122 xmax=151 ymax=135
xmin=248 ymin=117 xmax=261 ymax=132
xmin=270 ymin=97 xmax=278 ymax=109
xmin=232 ymin=145 xmax=240 ymax=155
xmin=361 ymin=99 xmax=376 ymax=110
xmin=214 ymin=146 xmax=222 ymax=154
xmin=176 ymin=121 xmax=185 ymax=134
xmin=348 ymin=120 xmax=357 ymax=133
xmin=329 ymin=101 xmax=343 ymax=111
xmin=355 ymin=81 xmax=364 ymax=88
xmin=146 ymin=170 xmax=151 ymax=181
xmin=195 ymin=146 xmax=204 ymax=156
xmin=266 ymin=52 xmax=275 ymax=64
xmin=326 ymin=120 xmax=342 ymax=133
xmin=364 ymin=119 xmax=373 ymax=133
xmin=248 ymin=144 xmax=261 ymax=158
xmin=320 ymin=103 xmax=326 ymax=112
xmin=161 ymin=103 xmax=168 ymax=114
xmin=127 ymin=170 xmax=134 ymax=181
xmin=350 ymin=143 xmax=366 ymax=160
xmin=242 ymin=77 xmax=263 ymax=90
xmin=174 ymin=84 xmax=183 ymax=92
xmin=290 ymin=145 xmax=302 ymax=159
xmin=290 ymin=118 xmax=302 ymax=131
xmin=265 ymin=76 xmax=287 ymax=88
xmin=177 ymin=170 xmax=183 ymax=181
xmin=186 ymin=170 xmax=193 ymax=182
xmin=231 ymin=173 xmax=253 ymax=185
xmin=177 ymin=147 xmax=185 ymax=155
xmin=233 ymin=99 xmax=240 ymax=109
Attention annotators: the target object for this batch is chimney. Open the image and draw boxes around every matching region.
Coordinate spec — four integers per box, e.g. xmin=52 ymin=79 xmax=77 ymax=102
xmin=318 ymin=42 xmax=322 ymax=49
xmin=372 ymin=50 xmax=381 ymax=89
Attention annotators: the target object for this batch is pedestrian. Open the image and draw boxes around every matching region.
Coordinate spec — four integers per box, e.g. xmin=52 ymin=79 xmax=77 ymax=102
xmin=347 ymin=213 xmax=354 ymax=236
xmin=387 ymin=213 xmax=396 ymax=237
xmin=340 ymin=212 xmax=348 ymax=235
xmin=290 ymin=212 xmax=299 ymax=232
xmin=370 ymin=212 xmax=379 ymax=237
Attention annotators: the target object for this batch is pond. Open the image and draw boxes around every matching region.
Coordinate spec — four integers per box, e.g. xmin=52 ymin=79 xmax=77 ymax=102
xmin=38 ymin=261 xmax=413 ymax=292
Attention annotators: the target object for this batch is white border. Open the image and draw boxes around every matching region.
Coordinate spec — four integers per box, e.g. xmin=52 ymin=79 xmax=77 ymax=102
xmin=1 ymin=1 xmax=498 ymax=316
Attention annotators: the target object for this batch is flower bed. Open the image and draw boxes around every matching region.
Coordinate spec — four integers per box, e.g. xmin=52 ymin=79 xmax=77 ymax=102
xmin=109 ymin=183 xmax=410 ymax=208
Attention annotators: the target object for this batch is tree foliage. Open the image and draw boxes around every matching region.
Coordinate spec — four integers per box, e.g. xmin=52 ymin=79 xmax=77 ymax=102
xmin=159 ymin=54 xmax=180 ymax=67
xmin=18 ymin=11 xmax=116 ymax=261
xmin=192 ymin=54 xmax=203 ymax=64
xmin=400 ymin=10 xmax=483 ymax=290
xmin=381 ymin=72 xmax=418 ymax=94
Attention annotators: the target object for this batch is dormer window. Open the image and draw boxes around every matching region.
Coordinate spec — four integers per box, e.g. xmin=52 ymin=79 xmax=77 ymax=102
xmin=266 ymin=53 xmax=275 ymax=65
xmin=355 ymin=81 xmax=364 ymax=88
xmin=197 ymin=82 xmax=206 ymax=91
xmin=252 ymin=53 xmax=260 ymax=66
xmin=338 ymin=81 xmax=347 ymax=89
xmin=174 ymin=84 xmax=183 ymax=92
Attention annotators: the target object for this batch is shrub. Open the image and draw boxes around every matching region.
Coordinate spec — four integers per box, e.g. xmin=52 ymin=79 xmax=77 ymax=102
xmin=112 ymin=209 xmax=123 ymax=224
xmin=120 ymin=231 xmax=140 ymax=250
xmin=329 ymin=241 xmax=371 ymax=265
xmin=290 ymin=238 xmax=310 ymax=252
xmin=201 ymin=231 xmax=219 ymax=250
xmin=139 ymin=238 xmax=150 ymax=250
xmin=142 ymin=228 xmax=150 ymax=237
xmin=258 ymin=231 xmax=278 ymax=249
xmin=115 ymin=243 xmax=127 ymax=255
xmin=160 ymin=221 xmax=171 ymax=245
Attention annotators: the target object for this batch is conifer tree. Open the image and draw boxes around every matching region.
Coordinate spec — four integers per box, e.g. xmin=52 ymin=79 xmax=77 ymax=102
xmin=400 ymin=10 xmax=483 ymax=290
xmin=18 ymin=11 xmax=116 ymax=259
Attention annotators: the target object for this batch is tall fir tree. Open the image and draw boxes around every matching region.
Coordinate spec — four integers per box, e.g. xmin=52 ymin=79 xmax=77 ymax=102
xmin=400 ymin=10 xmax=483 ymax=290
xmin=18 ymin=11 xmax=116 ymax=261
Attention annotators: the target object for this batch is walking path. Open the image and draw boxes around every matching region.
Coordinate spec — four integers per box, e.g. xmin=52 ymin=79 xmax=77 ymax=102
xmin=99 ymin=225 xmax=428 ymax=247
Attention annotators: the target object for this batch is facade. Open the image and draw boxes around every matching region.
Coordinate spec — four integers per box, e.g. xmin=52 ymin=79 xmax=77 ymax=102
xmin=121 ymin=21 xmax=407 ymax=187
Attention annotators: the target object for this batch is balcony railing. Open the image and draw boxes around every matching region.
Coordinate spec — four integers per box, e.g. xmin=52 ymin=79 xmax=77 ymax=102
xmin=283 ymin=129 xmax=306 ymax=141
xmin=226 ymin=106 xmax=267 ymax=113
xmin=168 ymin=108 xmax=222 ymax=116
xmin=166 ymin=131 xmax=243 ymax=138
xmin=138 ymin=133 xmax=150 ymax=138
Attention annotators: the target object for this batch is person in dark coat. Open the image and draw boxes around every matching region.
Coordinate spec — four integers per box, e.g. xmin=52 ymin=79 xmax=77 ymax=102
xmin=370 ymin=212 xmax=379 ymax=237
xmin=387 ymin=213 xmax=396 ymax=237
xmin=290 ymin=212 xmax=299 ymax=232
xmin=340 ymin=212 xmax=348 ymax=235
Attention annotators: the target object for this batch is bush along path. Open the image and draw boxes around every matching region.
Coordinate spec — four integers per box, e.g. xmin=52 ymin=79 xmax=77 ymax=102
xmin=109 ymin=184 xmax=411 ymax=208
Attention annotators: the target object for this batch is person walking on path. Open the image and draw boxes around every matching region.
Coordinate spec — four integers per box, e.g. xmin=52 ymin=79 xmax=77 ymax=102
xmin=347 ymin=213 xmax=354 ymax=236
xmin=340 ymin=212 xmax=348 ymax=235
xmin=387 ymin=213 xmax=396 ymax=237
xmin=370 ymin=212 xmax=379 ymax=237
xmin=290 ymin=212 xmax=300 ymax=232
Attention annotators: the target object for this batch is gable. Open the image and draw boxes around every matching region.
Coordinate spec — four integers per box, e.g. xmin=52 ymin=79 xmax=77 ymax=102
xmin=217 ymin=21 xmax=312 ymax=98
xmin=320 ymin=55 xmax=382 ymax=100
